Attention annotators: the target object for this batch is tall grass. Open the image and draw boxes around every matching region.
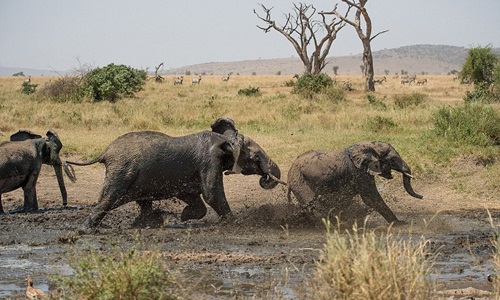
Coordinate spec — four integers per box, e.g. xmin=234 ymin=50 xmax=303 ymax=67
xmin=308 ymin=219 xmax=434 ymax=300
xmin=55 ymin=242 xmax=183 ymax=300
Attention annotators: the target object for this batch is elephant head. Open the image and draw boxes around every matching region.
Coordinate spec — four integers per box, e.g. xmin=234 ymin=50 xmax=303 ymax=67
xmin=235 ymin=136 xmax=282 ymax=189
xmin=211 ymin=117 xmax=282 ymax=189
xmin=348 ymin=141 xmax=423 ymax=199
xmin=10 ymin=129 xmax=74 ymax=207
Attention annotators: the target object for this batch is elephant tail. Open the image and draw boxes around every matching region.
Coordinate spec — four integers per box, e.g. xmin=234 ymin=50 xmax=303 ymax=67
xmin=65 ymin=154 xmax=104 ymax=167
xmin=62 ymin=161 xmax=77 ymax=182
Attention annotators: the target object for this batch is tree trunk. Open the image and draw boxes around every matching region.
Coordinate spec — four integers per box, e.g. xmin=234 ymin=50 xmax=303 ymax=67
xmin=362 ymin=39 xmax=375 ymax=92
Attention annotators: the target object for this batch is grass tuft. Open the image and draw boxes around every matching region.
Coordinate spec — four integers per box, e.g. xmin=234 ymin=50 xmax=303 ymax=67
xmin=308 ymin=218 xmax=434 ymax=300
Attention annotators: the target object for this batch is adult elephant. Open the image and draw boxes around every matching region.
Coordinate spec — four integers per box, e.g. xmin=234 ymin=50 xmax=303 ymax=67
xmin=0 ymin=129 xmax=73 ymax=213
xmin=66 ymin=118 xmax=282 ymax=228
xmin=287 ymin=141 xmax=422 ymax=224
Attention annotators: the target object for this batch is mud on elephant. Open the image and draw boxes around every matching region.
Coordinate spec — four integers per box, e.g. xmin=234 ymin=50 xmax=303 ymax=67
xmin=287 ymin=141 xmax=423 ymax=224
xmin=66 ymin=118 xmax=282 ymax=228
xmin=0 ymin=129 xmax=75 ymax=213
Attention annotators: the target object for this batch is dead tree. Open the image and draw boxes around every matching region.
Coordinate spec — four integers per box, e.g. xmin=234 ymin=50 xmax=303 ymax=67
xmin=327 ymin=0 xmax=388 ymax=92
xmin=154 ymin=62 xmax=164 ymax=83
xmin=254 ymin=3 xmax=349 ymax=74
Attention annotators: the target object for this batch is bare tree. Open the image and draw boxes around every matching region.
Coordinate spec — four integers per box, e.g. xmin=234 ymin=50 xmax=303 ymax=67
xmin=327 ymin=0 xmax=388 ymax=92
xmin=154 ymin=62 xmax=164 ymax=83
xmin=254 ymin=3 xmax=349 ymax=74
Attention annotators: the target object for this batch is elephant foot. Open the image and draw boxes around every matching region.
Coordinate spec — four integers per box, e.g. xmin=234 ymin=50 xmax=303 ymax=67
xmin=391 ymin=219 xmax=408 ymax=227
xmin=218 ymin=212 xmax=236 ymax=225
xmin=180 ymin=204 xmax=207 ymax=222
xmin=132 ymin=210 xmax=164 ymax=228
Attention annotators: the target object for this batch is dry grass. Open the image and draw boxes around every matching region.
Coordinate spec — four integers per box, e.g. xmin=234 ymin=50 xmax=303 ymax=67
xmin=307 ymin=219 xmax=434 ymax=300
xmin=0 ymin=74 xmax=498 ymax=181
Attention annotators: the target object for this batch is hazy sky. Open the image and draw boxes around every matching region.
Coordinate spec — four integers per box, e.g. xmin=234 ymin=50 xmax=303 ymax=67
xmin=1 ymin=1 xmax=499 ymax=72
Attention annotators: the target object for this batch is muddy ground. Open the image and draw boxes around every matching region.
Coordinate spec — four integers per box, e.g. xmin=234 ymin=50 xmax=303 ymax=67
xmin=1 ymin=158 xmax=499 ymax=299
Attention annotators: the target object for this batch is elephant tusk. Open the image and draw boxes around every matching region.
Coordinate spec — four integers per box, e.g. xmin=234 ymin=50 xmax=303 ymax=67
xmin=268 ymin=173 xmax=287 ymax=185
xmin=403 ymin=172 xmax=414 ymax=179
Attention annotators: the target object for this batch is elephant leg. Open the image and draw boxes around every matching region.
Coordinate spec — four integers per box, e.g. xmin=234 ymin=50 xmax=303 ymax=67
xmin=22 ymin=174 xmax=39 ymax=212
xmin=85 ymin=179 xmax=129 ymax=228
xmin=289 ymin=184 xmax=317 ymax=213
xmin=180 ymin=194 xmax=207 ymax=222
xmin=0 ymin=195 xmax=4 ymax=214
xmin=358 ymin=181 xmax=400 ymax=224
xmin=200 ymin=171 xmax=232 ymax=219
xmin=136 ymin=200 xmax=153 ymax=218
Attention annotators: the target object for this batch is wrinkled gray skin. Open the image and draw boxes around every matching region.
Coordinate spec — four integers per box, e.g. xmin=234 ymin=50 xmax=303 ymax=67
xmin=66 ymin=118 xmax=281 ymax=228
xmin=287 ymin=141 xmax=423 ymax=224
xmin=0 ymin=130 xmax=70 ymax=213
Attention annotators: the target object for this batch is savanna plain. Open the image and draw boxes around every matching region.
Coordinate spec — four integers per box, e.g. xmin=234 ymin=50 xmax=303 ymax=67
xmin=1 ymin=74 xmax=500 ymax=299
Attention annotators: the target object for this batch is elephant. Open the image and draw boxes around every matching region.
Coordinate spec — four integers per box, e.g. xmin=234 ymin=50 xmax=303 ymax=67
xmin=286 ymin=141 xmax=423 ymax=224
xmin=65 ymin=118 xmax=282 ymax=228
xmin=0 ymin=129 xmax=73 ymax=213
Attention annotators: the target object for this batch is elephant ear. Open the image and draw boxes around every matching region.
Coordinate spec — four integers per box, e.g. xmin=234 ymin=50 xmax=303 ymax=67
xmin=347 ymin=143 xmax=382 ymax=176
xmin=45 ymin=129 xmax=63 ymax=166
xmin=211 ymin=117 xmax=237 ymax=136
xmin=10 ymin=130 xmax=42 ymax=141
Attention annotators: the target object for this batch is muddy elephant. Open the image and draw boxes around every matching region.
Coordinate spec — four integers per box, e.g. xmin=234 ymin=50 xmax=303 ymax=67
xmin=0 ymin=129 xmax=73 ymax=213
xmin=66 ymin=118 xmax=282 ymax=228
xmin=287 ymin=141 xmax=423 ymax=224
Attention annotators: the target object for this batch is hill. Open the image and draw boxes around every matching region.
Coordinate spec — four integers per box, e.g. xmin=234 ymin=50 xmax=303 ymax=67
xmin=163 ymin=44 xmax=499 ymax=76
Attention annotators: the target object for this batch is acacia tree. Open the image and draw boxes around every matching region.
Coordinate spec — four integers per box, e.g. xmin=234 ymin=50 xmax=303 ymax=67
xmin=327 ymin=0 xmax=388 ymax=92
xmin=254 ymin=3 xmax=349 ymax=74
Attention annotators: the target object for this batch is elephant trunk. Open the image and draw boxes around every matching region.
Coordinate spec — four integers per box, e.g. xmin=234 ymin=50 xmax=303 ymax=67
xmin=53 ymin=164 xmax=68 ymax=206
xmin=259 ymin=159 xmax=282 ymax=189
xmin=398 ymin=160 xmax=423 ymax=199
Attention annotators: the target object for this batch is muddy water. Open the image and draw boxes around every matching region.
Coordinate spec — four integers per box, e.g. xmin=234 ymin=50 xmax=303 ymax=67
xmin=0 ymin=210 xmax=497 ymax=299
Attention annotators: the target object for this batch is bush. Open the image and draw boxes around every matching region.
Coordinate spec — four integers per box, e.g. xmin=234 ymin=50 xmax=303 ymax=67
xmin=323 ymin=85 xmax=346 ymax=103
xmin=394 ymin=92 xmax=427 ymax=109
xmin=83 ymin=63 xmax=147 ymax=102
xmin=308 ymin=219 xmax=434 ymax=299
xmin=20 ymin=82 xmax=38 ymax=95
xmin=292 ymin=73 xmax=333 ymax=99
xmin=238 ymin=86 xmax=261 ymax=96
xmin=433 ymin=103 xmax=500 ymax=146
xmin=364 ymin=116 xmax=397 ymax=132
xmin=366 ymin=93 xmax=387 ymax=110
xmin=37 ymin=76 xmax=84 ymax=102
xmin=56 ymin=244 xmax=180 ymax=300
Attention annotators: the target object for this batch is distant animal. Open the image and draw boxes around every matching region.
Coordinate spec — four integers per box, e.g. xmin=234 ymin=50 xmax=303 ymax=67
xmin=25 ymin=275 xmax=47 ymax=300
xmin=287 ymin=141 xmax=423 ymax=224
xmin=373 ymin=76 xmax=387 ymax=84
xmin=0 ymin=130 xmax=74 ymax=214
xmin=192 ymin=75 xmax=202 ymax=85
xmin=416 ymin=79 xmax=427 ymax=85
xmin=293 ymin=74 xmax=300 ymax=79
xmin=173 ymin=76 xmax=184 ymax=85
xmin=24 ymin=76 xmax=31 ymax=84
xmin=65 ymin=118 xmax=282 ymax=228
xmin=222 ymin=74 xmax=230 ymax=82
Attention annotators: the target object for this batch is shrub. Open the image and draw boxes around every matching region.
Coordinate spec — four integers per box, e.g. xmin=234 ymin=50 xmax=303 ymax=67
xmin=20 ymin=82 xmax=37 ymax=95
xmin=366 ymin=93 xmax=387 ymax=110
xmin=37 ymin=76 xmax=84 ymax=102
xmin=323 ymin=85 xmax=346 ymax=103
xmin=292 ymin=73 xmax=333 ymax=99
xmin=394 ymin=92 xmax=427 ymax=109
xmin=83 ymin=63 xmax=147 ymax=102
xmin=308 ymin=219 xmax=434 ymax=299
xmin=364 ymin=115 xmax=397 ymax=132
xmin=238 ymin=86 xmax=261 ymax=96
xmin=56 ymin=244 xmax=180 ymax=300
xmin=433 ymin=103 xmax=500 ymax=146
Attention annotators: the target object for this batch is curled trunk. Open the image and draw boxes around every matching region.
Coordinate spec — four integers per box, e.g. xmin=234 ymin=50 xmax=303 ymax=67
xmin=259 ymin=159 xmax=282 ymax=189
xmin=398 ymin=160 xmax=423 ymax=199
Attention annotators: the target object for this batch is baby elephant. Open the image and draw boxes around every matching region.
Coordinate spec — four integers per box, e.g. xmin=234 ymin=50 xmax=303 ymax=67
xmin=0 ymin=130 xmax=73 ymax=213
xmin=287 ymin=141 xmax=423 ymax=224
